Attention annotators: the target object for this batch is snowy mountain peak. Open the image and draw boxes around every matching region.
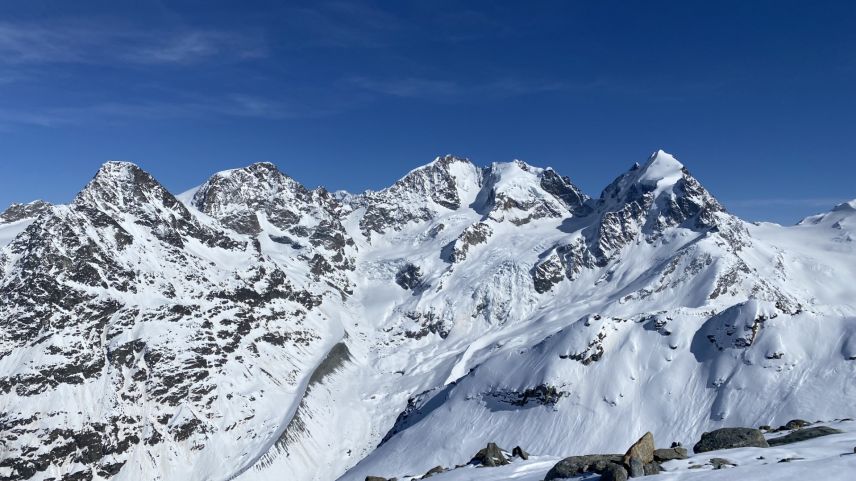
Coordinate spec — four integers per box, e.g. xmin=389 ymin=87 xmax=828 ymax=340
xmin=798 ymin=198 xmax=856 ymax=228
xmin=357 ymin=155 xmax=483 ymax=236
xmin=74 ymin=160 xmax=178 ymax=211
xmin=191 ymin=161 xmax=317 ymax=235
xmin=478 ymin=160 xmax=588 ymax=224
xmin=1 ymin=151 xmax=854 ymax=481
xmin=94 ymin=160 xmax=146 ymax=181
xmin=637 ymin=149 xmax=685 ymax=194
xmin=0 ymin=199 xmax=52 ymax=224
xmin=832 ymin=199 xmax=856 ymax=212
xmin=603 ymin=150 xmax=687 ymax=202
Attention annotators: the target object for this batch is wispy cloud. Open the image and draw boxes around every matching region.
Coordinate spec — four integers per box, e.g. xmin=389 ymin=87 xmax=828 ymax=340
xmin=0 ymin=94 xmax=313 ymax=130
xmin=0 ymin=21 xmax=265 ymax=66
xmin=346 ymin=75 xmax=593 ymax=100
xmin=725 ymin=197 xmax=848 ymax=208
xmin=281 ymin=2 xmax=405 ymax=48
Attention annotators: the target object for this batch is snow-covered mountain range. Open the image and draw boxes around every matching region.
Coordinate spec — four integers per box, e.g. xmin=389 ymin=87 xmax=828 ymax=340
xmin=1 ymin=151 xmax=854 ymax=481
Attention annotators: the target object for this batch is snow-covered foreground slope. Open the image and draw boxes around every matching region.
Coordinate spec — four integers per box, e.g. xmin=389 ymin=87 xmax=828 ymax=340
xmin=415 ymin=420 xmax=856 ymax=481
xmin=0 ymin=151 xmax=854 ymax=481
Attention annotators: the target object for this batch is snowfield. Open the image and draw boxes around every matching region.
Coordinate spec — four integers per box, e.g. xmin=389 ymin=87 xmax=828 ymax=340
xmin=0 ymin=151 xmax=854 ymax=481
xmin=415 ymin=420 xmax=856 ymax=481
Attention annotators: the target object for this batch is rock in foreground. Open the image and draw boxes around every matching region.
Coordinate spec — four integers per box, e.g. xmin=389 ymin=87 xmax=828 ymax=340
xmin=693 ymin=428 xmax=769 ymax=453
xmin=767 ymin=426 xmax=844 ymax=446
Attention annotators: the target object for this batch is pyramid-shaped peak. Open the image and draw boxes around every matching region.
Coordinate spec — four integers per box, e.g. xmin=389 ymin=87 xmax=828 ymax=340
xmin=636 ymin=150 xmax=685 ymax=192
xmin=93 ymin=160 xmax=145 ymax=180
xmin=74 ymin=160 xmax=178 ymax=213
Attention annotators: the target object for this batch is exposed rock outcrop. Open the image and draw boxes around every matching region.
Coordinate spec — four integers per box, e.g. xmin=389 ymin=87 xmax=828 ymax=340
xmin=693 ymin=428 xmax=769 ymax=453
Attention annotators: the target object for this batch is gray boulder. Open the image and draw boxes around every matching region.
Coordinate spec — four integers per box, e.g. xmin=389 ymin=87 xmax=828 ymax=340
xmin=767 ymin=426 xmax=843 ymax=446
xmin=544 ymin=454 xmax=623 ymax=480
xmin=470 ymin=442 xmax=509 ymax=467
xmin=782 ymin=419 xmax=811 ymax=430
xmin=627 ymin=458 xmax=644 ymax=478
xmin=601 ymin=463 xmax=629 ymax=481
xmin=693 ymin=428 xmax=769 ymax=453
xmin=421 ymin=466 xmax=445 ymax=479
xmin=622 ymin=432 xmax=655 ymax=478
xmin=653 ymin=447 xmax=688 ymax=462
xmin=709 ymin=458 xmax=736 ymax=469
xmin=622 ymin=432 xmax=655 ymax=465
xmin=643 ymin=462 xmax=661 ymax=475
xmin=512 ymin=446 xmax=529 ymax=460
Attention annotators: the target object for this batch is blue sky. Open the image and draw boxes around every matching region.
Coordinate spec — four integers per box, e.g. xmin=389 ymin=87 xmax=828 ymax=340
xmin=0 ymin=0 xmax=854 ymax=224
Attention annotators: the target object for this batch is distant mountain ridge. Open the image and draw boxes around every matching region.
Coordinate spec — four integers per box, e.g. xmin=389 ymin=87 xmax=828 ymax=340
xmin=0 ymin=151 xmax=854 ymax=481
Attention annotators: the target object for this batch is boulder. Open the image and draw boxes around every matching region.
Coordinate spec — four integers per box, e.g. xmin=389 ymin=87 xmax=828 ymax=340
xmin=470 ymin=442 xmax=509 ymax=467
xmin=512 ymin=446 xmax=529 ymax=460
xmin=544 ymin=455 xmax=623 ymax=480
xmin=653 ymin=446 xmax=687 ymax=462
xmin=643 ymin=462 xmax=661 ymax=475
xmin=365 ymin=477 xmax=388 ymax=481
xmin=709 ymin=458 xmax=736 ymax=469
xmin=627 ymin=458 xmax=644 ymax=478
xmin=693 ymin=428 xmax=769 ymax=453
xmin=783 ymin=419 xmax=811 ymax=430
xmin=601 ymin=463 xmax=629 ymax=481
xmin=767 ymin=426 xmax=844 ymax=446
xmin=421 ymin=466 xmax=445 ymax=479
xmin=622 ymin=432 xmax=655 ymax=478
xmin=623 ymin=432 xmax=655 ymax=465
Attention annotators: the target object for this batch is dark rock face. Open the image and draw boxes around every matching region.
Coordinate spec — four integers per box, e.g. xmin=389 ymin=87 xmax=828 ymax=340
xmin=395 ymin=263 xmax=423 ymax=290
xmin=693 ymin=428 xmax=769 ymax=453
xmin=767 ymin=426 xmax=843 ymax=446
xmin=0 ymin=162 xmax=328 ymax=480
xmin=512 ymin=446 xmax=529 ymax=460
xmin=191 ymin=162 xmax=355 ymax=291
xmin=544 ymin=454 xmax=623 ymax=480
xmin=470 ymin=442 xmax=509 ymax=467
xmin=539 ymin=169 xmax=588 ymax=213
xmin=485 ymin=384 xmax=567 ymax=408
xmin=0 ymin=200 xmax=52 ymax=224
xmin=448 ymin=222 xmax=492 ymax=263
xmin=358 ymin=155 xmax=478 ymax=237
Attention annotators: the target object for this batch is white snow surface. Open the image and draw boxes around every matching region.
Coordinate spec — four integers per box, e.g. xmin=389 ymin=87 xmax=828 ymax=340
xmin=418 ymin=419 xmax=856 ymax=481
xmin=0 ymin=151 xmax=854 ymax=481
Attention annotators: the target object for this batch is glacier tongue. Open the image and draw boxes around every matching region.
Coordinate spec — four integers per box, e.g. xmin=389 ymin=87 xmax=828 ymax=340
xmin=0 ymin=151 xmax=854 ymax=481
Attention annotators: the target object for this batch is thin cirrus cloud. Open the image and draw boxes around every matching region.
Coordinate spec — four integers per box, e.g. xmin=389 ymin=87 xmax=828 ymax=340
xmin=0 ymin=94 xmax=305 ymax=130
xmin=725 ymin=198 xmax=850 ymax=208
xmin=346 ymin=75 xmax=584 ymax=101
xmin=0 ymin=21 xmax=266 ymax=65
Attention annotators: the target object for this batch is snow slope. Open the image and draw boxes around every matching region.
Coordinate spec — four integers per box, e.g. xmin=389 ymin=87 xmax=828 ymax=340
xmin=0 ymin=152 xmax=854 ymax=481
xmin=414 ymin=419 xmax=856 ymax=481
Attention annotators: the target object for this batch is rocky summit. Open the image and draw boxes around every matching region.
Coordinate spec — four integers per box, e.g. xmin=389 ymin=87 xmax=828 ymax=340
xmin=0 ymin=150 xmax=855 ymax=481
